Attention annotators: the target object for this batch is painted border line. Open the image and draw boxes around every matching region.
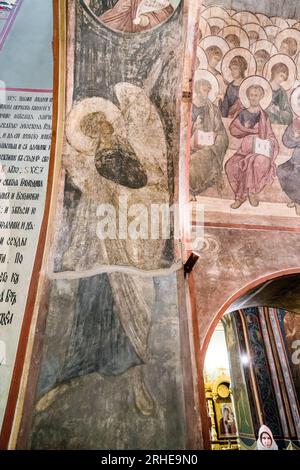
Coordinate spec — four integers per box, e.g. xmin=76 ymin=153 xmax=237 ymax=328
xmin=0 ymin=0 xmax=23 ymax=51
xmin=0 ymin=88 xmax=53 ymax=93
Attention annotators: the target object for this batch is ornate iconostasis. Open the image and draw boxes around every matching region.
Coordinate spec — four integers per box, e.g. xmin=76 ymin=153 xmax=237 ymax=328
xmin=204 ymin=323 xmax=239 ymax=450
xmin=218 ymin=308 xmax=300 ymax=450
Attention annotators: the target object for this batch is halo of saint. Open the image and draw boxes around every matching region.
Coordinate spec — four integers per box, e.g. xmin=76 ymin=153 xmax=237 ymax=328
xmin=196 ymin=46 xmax=208 ymax=70
xmin=207 ymin=17 xmax=227 ymax=35
xmin=250 ymin=40 xmax=279 ymax=75
xmin=193 ymin=69 xmax=220 ymax=103
xmin=243 ymin=22 xmax=267 ymax=43
xmin=221 ymin=47 xmax=257 ymax=83
xmin=251 ymin=39 xmax=278 ymax=57
xmin=271 ymin=17 xmax=289 ymax=30
xmin=66 ymin=96 xmax=123 ymax=154
xmin=256 ymin=13 xmax=272 ymax=27
xmin=199 ymin=16 xmax=211 ymax=40
xmin=290 ymin=85 xmax=300 ymax=117
xmin=275 ymin=28 xmax=300 ymax=57
xmin=263 ymin=53 xmax=297 ymax=90
xmin=239 ymin=75 xmax=273 ymax=110
xmin=227 ymin=9 xmax=236 ymax=17
xmin=220 ymin=25 xmax=250 ymax=49
xmin=202 ymin=5 xmax=231 ymax=22
xmin=287 ymin=19 xmax=298 ymax=27
xmin=200 ymin=35 xmax=230 ymax=71
xmin=232 ymin=11 xmax=259 ymax=26
xmin=227 ymin=18 xmax=241 ymax=27
xmin=264 ymin=25 xmax=281 ymax=42
xmin=295 ymin=53 xmax=300 ymax=81
xmin=293 ymin=21 xmax=300 ymax=30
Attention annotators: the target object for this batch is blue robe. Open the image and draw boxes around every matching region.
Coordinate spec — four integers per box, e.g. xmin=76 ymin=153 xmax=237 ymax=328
xmin=277 ymin=121 xmax=300 ymax=204
xmin=267 ymin=87 xmax=293 ymax=125
xmin=219 ymin=82 xmax=240 ymax=118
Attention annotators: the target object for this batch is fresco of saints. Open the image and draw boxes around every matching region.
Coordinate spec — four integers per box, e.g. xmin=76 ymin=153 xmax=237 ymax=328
xmin=200 ymin=37 xmax=229 ymax=98
xmin=200 ymin=37 xmax=229 ymax=78
xmin=264 ymin=60 xmax=294 ymax=125
xmin=221 ymin=25 xmax=250 ymax=50
xmin=219 ymin=55 xmax=248 ymax=118
xmin=225 ymin=34 xmax=240 ymax=48
xmin=243 ymin=23 xmax=267 ymax=45
xmin=190 ymin=71 xmax=229 ymax=198
xmin=98 ymin=0 xmax=174 ymax=33
xmin=206 ymin=45 xmax=223 ymax=76
xmin=198 ymin=16 xmax=211 ymax=42
xmin=254 ymin=49 xmax=270 ymax=75
xmin=207 ymin=17 xmax=226 ymax=36
xmin=275 ymin=29 xmax=300 ymax=58
xmin=265 ymin=25 xmax=280 ymax=43
xmin=251 ymin=40 xmax=278 ymax=76
xmin=225 ymin=77 xmax=279 ymax=209
xmin=219 ymin=48 xmax=256 ymax=119
xmin=279 ymin=37 xmax=298 ymax=57
xmin=247 ymin=29 xmax=259 ymax=44
xmin=277 ymin=86 xmax=300 ymax=215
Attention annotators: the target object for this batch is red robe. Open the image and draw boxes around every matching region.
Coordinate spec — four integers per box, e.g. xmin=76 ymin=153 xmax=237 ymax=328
xmin=225 ymin=108 xmax=279 ymax=201
xmin=99 ymin=0 xmax=174 ymax=33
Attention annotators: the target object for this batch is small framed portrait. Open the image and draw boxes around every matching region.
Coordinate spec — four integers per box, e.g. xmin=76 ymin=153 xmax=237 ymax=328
xmin=217 ymin=402 xmax=237 ymax=438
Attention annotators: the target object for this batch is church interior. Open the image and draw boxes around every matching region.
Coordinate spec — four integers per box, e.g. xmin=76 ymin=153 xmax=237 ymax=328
xmin=0 ymin=0 xmax=300 ymax=451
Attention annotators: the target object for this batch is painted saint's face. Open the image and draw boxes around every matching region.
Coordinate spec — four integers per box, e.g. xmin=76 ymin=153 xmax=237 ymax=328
xmin=280 ymin=43 xmax=289 ymax=55
xmin=226 ymin=35 xmax=240 ymax=48
xmin=274 ymin=71 xmax=288 ymax=85
xmin=255 ymin=54 xmax=269 ymax=75
xmin=256 ymin=59 xmax=265 ymax=75
xmin=249 ymin=31 xmax=259 ymax=44
xmin=230 ymin=64 xmax=242 ymax=79
xmin=208 ymin=53 xmax=222 ymax=68
xmin=261 ymin=432 xmax=272 ymax=448
xmin=211 ymin=26 xmax=220 ymax=35
xmin=80 ymin=112 xmax=104 ymax=138
xmin=279 ymin=40 xmax=296 ymax=57
xmin=198 ymin=84 xmax=210 ymax=99
xmin=248 ymin=88 xmax=262 ymax=107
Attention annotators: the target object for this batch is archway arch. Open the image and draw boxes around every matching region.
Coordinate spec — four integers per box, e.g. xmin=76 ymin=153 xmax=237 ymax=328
xmin=201 ymin=267 xmax=300 ymax=361
xmin=194 ymin=268 xmax=300 ymax=450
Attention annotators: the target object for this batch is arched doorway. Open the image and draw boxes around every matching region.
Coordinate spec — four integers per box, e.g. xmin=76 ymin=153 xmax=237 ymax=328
xmin=201 ymin=273 xmax=300 ymax=450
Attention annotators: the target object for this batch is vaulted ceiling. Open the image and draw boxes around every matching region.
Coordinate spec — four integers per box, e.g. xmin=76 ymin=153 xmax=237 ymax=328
xmin=226 ymin=274 xmax=300 ymax=314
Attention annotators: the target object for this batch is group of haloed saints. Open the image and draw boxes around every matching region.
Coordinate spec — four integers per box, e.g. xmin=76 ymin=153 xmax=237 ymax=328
xmin=190 ymin=4 xmax=300 ymax=215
